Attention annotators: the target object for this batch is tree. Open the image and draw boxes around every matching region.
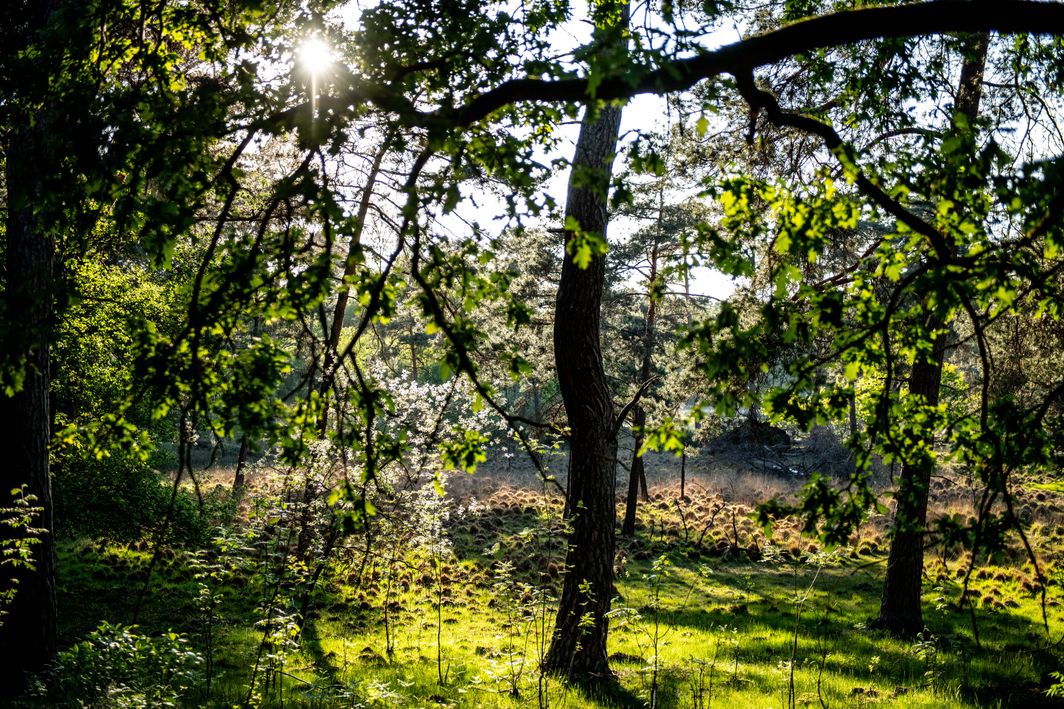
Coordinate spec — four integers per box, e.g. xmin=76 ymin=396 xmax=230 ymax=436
xmin=874 ymin=32 xmax=990 ymax=637
xmin=6 ymin=0 xmax=1064 ymax=693
xmin=0 ymin=0 xmax=280 ymax=690
xmin=692 ymin=14 xmax=1064 ymax=630
xmin=621 ymin=234 xmax=659 ymax=537
xmin=2 ymin=68 xmax=57 ymax=693
xmin=615 ymin=190 xmax=705 ymax=534
xmin=542 ymin=100 xmax=623 ymax=680
xmin=541 ymin=0 xmax=628 ymax=680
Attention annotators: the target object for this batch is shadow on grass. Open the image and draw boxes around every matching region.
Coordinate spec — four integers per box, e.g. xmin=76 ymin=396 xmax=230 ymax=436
xmin=562 ymin=672 xmax=645 ymax=709
xmin=614 ymin=557 xmax=1063 ymax=701
xmin=303 ymin=619 xmax=344 ymax=682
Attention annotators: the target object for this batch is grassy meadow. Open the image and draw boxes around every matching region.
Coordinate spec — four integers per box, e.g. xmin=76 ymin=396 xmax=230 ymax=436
xmin=31 ymin=446 xmax=1064 ymax=709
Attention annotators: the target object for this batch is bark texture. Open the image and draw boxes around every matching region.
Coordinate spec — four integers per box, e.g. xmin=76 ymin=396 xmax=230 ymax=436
xmin=0 ymin=0 xmax=60 ymax=694
xmin=542 ymin=101 xmax=623 ymax=681
xmin=0 ymin=123 xmax=58 ymax=695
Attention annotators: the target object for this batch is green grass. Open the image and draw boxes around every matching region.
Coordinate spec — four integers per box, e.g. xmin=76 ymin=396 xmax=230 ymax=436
xmin=1031 ymin=480 xmax=1064 ymax=495
xmin=43 ymin=488 xmax=1064 ymax=708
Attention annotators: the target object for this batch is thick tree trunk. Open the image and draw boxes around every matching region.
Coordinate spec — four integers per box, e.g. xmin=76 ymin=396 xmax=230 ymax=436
xmin=542 ymin=101 xmax=624 ymax=682
xmin=0 ymin=125 xmax=58 ymax=696
xmin=875 ymin=33 xmax=988 ymax=637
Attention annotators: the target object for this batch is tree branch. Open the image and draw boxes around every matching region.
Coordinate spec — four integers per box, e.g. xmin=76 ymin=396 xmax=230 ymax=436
xmin=611 ymin=376 xmax=658 ymax=440
xmin=733 ymin=69 xmax=953 ymax=259
xmin=264 ymin=2 xmax=1064 ymax=133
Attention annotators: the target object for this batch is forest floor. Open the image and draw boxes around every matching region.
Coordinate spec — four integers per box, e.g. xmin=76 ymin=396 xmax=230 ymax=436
xmin=40 ymin=437 xmax=1064 ymax=707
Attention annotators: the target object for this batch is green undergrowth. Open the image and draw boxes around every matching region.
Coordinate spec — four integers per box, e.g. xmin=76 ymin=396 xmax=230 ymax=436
xmin=40 ymin=495 xmax=1064 ymax=708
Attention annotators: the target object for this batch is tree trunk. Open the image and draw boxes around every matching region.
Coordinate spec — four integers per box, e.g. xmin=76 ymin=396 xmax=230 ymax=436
xmin=542 ymin=99 xmax=624 ymax=681
xmin=680 ymin=451 xmax=687 ymax=500
xmin=622 ymin=243 xmax=659 ymax=536
xmin=233 ymin=433 xmax=250 ymax=494
xmin=874 ymin=323 xmax=945 ymax=636
xmin=622 ymin=405 xmax=646 ymax=536
xmin=848 ymin=392 xmax=859 ymax=440
xmin=0 ymin=121 xmax=58 ymax=696
xmin=875 ymin=33 xmax=988 ymax=637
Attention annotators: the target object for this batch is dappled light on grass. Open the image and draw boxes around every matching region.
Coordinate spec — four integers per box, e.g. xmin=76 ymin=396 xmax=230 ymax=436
xmin=49 ymin=466 xmax=1064 ymax=707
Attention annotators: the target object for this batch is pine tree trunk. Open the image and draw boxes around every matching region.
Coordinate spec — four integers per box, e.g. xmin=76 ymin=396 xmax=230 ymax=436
xmin=622 ymin=406 xmax=647 ymax=536
xmin=542 ymin=100 xmax=624 ymax=682
xmin=0 ymin=121 xmax=58 ymax=696
xmin=622 ymin=245 xmax=658 ymax=536
xmin=875 ymin=33 xmax=988 ymax=637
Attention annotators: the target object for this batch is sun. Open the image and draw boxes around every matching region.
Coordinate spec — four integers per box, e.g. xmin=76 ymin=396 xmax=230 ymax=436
xmin=297 ymin=37 xmax=333 ymax=76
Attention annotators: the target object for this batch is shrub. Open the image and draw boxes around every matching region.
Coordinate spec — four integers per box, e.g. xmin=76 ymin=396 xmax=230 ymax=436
xmin=52 ymin=450 xmax=228 ymax=545
xmin=33 ymin=621 xmax=203 ymax=707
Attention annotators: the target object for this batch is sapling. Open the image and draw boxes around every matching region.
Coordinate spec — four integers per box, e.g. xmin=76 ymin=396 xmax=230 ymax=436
xmin=532 ymin=470 xmax=565 ymax=709
xmin=812 ymin=603 xmax=835 ymax=709
xmin=688 ymin=656 xmax=709 ymax=709
xmin=491 ymin=560 xmax=531 ymax=697
xmin=411 ymin=478 xmax=454 ymax=685
xmin=693 ymin=628 xmax=727 ymax=708
xmin=190 ymin=539 xmax=223 ymax=694
xmin=645 ymin=555 xmax=671 ymax=708
xmin=910 ymin=631 xmax=942 ymax=690
xmin=623 ymin=554 xmax=700 ymax=708
xmin=760 ymin=542 xmax=842 ymax=709
xmin=242 ymin=451 xmax=331 ymax=707
xmin=0 ymin=485 xmax=43 ymax=625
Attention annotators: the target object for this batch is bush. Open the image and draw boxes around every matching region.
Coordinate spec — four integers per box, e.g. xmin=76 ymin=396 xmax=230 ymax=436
xmin=52 ymin=450 xmax=228 ymax=545
xmin=32 ymin=621 xmax=203 ymax=707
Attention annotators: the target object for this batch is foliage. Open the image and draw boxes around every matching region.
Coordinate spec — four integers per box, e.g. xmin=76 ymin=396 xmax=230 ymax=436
xmin=8 ymin=0 xmax=1064 ymax=699
xmin=0 ymin=486 xmax=43 ymax=624
xmin=46 ymin=476 xmax=1064 ymax=706
xmin=51 ymin=449 xmax=226 ymax=545
xmin=32 ymin=621 xmax=203 ymax=708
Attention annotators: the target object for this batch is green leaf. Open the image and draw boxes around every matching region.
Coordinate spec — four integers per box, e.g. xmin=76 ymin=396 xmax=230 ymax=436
xmin=695 ymin=114 xmax=709 ymax=138
xmin=440 ymin=429 xmax=489 ymax=474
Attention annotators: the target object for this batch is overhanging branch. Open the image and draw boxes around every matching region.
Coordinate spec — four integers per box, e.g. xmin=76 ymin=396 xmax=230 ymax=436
xmin=732 ymin=70 xmax=953 ymax=260
xmin=269 ymin=1 xmax=1064 ymax=133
